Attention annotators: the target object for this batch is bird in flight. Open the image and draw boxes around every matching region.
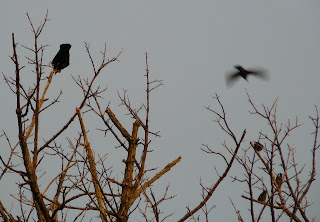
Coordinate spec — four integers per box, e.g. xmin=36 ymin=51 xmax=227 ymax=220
xmin=52 ymin=44 xmax=71 ymax=73
xmin=226 ymin=65 xmax=268 ymax=86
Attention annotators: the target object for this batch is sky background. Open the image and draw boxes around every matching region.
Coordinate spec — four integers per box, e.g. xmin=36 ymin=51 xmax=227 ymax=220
xmin=1 ymin=1 xmax=320 ymax=221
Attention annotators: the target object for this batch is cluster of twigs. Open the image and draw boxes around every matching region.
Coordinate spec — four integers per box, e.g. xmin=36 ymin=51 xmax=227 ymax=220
xmin=227 ymin=90 xmax=319 ymax=222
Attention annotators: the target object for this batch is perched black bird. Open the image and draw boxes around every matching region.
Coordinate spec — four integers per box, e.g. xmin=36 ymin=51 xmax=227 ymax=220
xmin=52 ymin=44 xmax=71 ymax=73
xmin=226 ymin=65 xmax=268 ymax=86
xmin=251 ymin=141 xmax=264 ymax=152
xmin=258 ymin=190 xmax=267 ymax=202
xmin=275 ymin=173 xmax=283 ymax=188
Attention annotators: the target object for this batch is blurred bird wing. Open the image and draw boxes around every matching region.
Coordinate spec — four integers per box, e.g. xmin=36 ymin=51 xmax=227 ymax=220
xmin=247 ymin=69 xmax=269 ymax=80
xmin=225 ymin=71 xmax=241 ymax=87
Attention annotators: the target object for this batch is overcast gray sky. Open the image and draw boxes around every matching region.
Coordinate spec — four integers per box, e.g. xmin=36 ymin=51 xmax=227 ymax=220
xmin=1 ymin=1 xmax=320 ymax=221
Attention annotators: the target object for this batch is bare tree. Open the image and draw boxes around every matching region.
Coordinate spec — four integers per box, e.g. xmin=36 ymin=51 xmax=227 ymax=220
xmin=0 ymin=12 xmax=318 ymax=222
xmin=0 ymin=12 xmax=180 ymax=222
xmin=228 ymin=90 xmax=319 ymax=222
xmin=178 ymin=92 xmax=318 ymax=222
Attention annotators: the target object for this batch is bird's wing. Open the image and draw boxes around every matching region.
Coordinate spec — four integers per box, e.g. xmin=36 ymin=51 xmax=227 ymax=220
xmin=52 ymin=51 xmax=62 ymax=67
xmin=247 ymin=69 xmax=269 ymax=80
xmin=225 ymin=71 xmax=241 ymax=87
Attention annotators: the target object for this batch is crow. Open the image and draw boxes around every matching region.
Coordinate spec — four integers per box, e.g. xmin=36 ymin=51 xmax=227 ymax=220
xmin=226 ymin=65 xmax=268 ymax=86
xmin=52 ymin=44 xmax=71 ymax=73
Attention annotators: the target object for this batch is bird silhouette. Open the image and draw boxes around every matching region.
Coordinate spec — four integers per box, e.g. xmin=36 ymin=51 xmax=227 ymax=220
xmin=251 ymin=141 xmax=264 ymax=152
xmin=275 ymin=173 xmax=283 ymax=188
xmin=258 ymin=190 xmax=267 ymax=202
xmin=52 ymin=44 xmax=71 ymax=73
xmin=226 ymin=65 xmax=268 ymax=86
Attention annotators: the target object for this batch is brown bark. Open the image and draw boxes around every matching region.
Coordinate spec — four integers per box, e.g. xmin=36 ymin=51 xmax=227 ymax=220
xmin=117 ymin=120 xmax=140 ymax=222
xmin=13 ymin=33 xmax=52 ymax=222
xmin=76 ymin=108 xmax=107 ymax=222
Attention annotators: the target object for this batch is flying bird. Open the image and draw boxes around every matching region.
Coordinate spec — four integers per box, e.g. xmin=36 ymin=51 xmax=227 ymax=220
xmin=251 ymin=141 xmax=264 ymax=152
xmin=52 ymin=44 xmax=71 ymax=73
xmin=226 ymin=65 xmax=268 ymax=86
xmin=258 ymin=190 xmax=267 ymax=202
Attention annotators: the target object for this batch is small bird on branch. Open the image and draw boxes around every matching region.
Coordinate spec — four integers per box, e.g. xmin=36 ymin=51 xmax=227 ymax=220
xmin=52 ymin=43 xmax=71 ymax=73
xmin=250 ymin=141 xmax=264 ymax=152
xmin=258 ymin=190 xmax=267 ymax=202
xmin=275 ymin=173 xmax=283 ymax=188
